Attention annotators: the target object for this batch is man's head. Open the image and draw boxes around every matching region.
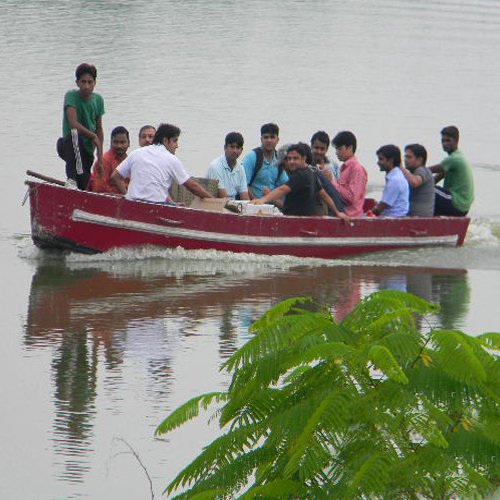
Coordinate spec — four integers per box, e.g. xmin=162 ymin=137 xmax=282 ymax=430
xmin=441 ymin=125 xmax=459 ymax=154
xmin=110 ymin=126 xmax=130 ymax=159
xmin=138 ymin=125 xmax=156 ymax=147
xmin=331 ymin=131 xmax=357 ymax=162
xmin=260 ymin=123 xmax=279 ymax=153
xmin=153 ymin=123 xmax=181 ymax=154
xmin=224 ymin=132 xmax=244 ymax=164
xmin=75 ymin=63 xmax=97 ymax=99
xmin=404 ymin=143 xmax=427 ymax=171
xmin=376 ymin=144 xmax=401 ymax=172
xmin=286 ymin=143 xmax=308 ymax=171
xmin=310 ymin=131 xmax=330 ymax=164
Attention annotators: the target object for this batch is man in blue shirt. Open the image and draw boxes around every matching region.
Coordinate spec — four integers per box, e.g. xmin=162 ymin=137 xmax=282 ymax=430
xmin=372 ymin=145 xmax=409 ymax=217
xmin=242 ymin=123 xmax=288 ymax=202
xmin=206 ymin=132 xmax=249 ymax=199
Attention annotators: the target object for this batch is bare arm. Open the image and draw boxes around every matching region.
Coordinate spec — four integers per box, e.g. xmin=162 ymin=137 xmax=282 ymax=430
xmin=238 ymin=191 xmax=250 ymax=201
xmin=110 ymin=169 xmax=127 ymax=195
xmin=319 ymin=189 xmax=351 ymax=224
xmin=217 ymin=187 xmax=229 ymax=198
xmin=252 ymin=184 xmax=290 ymax=204
xmin=399 ymin=166 xmax=423 ymax=188
xmin=183 ymin=177 xmax=212 ymax=198
xmin=372 ymin=201 xmax=389 ymax=216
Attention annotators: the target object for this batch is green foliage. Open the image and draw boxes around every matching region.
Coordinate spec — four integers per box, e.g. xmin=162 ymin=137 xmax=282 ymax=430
xmin=156 ymin=291 xmax=500 ymax=499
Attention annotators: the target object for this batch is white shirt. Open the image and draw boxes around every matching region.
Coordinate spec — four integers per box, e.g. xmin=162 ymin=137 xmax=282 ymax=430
xmin=117 ymin=144 xmax=190 ymax=202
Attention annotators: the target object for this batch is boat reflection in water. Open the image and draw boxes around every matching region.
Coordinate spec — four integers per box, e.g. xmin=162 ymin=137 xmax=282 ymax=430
xmin=24 ymin=257 xmax=470 ymax=484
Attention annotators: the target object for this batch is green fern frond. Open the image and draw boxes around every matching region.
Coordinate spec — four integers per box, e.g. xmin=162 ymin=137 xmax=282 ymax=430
xmin=430 ymin=330 xmax=488 ymax=385
xmin=222 ymin=311 xmax=331 ymax=373
xmin=241 ymin=479 xmax=309 ymax=498
xmin=249 ymin=297 xmax=312 ymax=332
xmin=165 ymin=422 xmax=266 ymax=495
xmin=155 ymin=391 xmax=227 ymax=436
xmin=345 ymin=451 xmax=395 ymax=497
xmin=475 ymin=332 xmax=500 ymax=350
xmin=366 ymin=344 xmax=409 ymax=384
xmin=343 ymin=290 xmax=437 ymax=332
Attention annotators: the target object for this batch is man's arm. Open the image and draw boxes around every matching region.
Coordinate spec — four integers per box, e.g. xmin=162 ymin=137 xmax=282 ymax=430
xmin=238 ymin=191 xmax=250 ymax=201
xmin=399 ymin=165 xmax=423 ymax=188
xmin=183 ymin=177 xmax=212 ymax=198
xmin=110 ymin=169 xmax=127 ymax=195
xmin=319 ymin=189 xmax=351 ymax=224
xmin=252 ymin=184 xmax=290 ymax=204
xmin=217 ymin=187 xmax=229 ymax=198
xmin=372 ymin=201 xmax=389 ymax=216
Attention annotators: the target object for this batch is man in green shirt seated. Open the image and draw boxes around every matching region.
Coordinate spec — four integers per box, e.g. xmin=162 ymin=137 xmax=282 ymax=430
xmin=429 ymin=126 xmax=474 ymax=216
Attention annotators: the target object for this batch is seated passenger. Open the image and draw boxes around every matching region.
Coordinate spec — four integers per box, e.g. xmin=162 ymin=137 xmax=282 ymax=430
xmin=372 ymin=144 xmax=409 ymax=217
xmin=330 ymin=131 xmax=368 ymax=217
xmin=251 ymin=143 xmax=349 ymax=223
xmin=310 ymin=130 xmax=340 ymax=181
xmin=242 ymin=122 xmax=288 ymax=201
xmin=206 ymin=132 xmax=249 ymax=200
xmin=110 ymin=123 xmax=212 ymax=203
xmin=138 ymin=125 xmax=156 ymax=147
xmin=88 ymin=125 xmax=130 ymax=194
xmin=428 ymin=126 xmax=474 ymax=216
xmin=399 ymin=143 xmax=434 ymax=216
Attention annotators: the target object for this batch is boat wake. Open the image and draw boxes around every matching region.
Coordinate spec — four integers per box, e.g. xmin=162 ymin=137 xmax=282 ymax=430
xmin=15 ymin=215 xmax=500 ymax=272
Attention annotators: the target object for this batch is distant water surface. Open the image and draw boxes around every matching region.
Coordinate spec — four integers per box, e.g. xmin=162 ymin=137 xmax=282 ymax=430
xmin=1 ymin=1 xmax=500 ymax=498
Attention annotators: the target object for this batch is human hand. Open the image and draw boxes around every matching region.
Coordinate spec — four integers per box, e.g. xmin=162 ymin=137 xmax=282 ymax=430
xmin=262 ymin=187 xmax=271 ymax=195
xmin=339 ymin=212 xmax=353 ymax=226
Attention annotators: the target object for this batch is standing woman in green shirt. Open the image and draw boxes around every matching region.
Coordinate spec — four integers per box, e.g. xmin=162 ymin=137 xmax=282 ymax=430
xmin=58 ymin=63 xmax=105 ymax=190
xmin=429 ymin=126 xmax=474 ymax=216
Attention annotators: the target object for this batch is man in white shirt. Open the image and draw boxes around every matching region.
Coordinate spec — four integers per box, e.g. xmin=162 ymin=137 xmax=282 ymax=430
xmin=111 ymin=123 xmax=212 ymax=202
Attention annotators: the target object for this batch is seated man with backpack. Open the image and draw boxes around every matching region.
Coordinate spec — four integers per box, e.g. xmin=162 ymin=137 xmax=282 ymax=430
xmin=242 ymin=123 xmax=288 ymax=205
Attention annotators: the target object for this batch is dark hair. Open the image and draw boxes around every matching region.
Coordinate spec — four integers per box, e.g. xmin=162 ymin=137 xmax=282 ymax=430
xmin=331 ymin=131 xmax=357 ymax=153
xmin=139 ymin=125 xmax=156 ymax=137
xmin=310 ymin=131 xmax=330 ymax=147
xmin=153 ymin=123 xmax=181 ymax=144
xmin=297 ymin=142 xmax=313 ymax=164
xmin=225 ymin=131 xmax=244 ymax=147
xmin=405 ymin=143 xmax=427 ymax=165
xmin=287 ymin=143 xmax=308 ymax=158
xmin=111 ymin=125 xmax=130 ymax=140
xmin=376 ymin=144 xmax=402 ymax=167
xmin=441 ymin=125 xmax=459 ymax=141
xmin=75 ymin=63 xmax=97 ymax=80
xmin=260 ymin=123 xmax=279 ymax=137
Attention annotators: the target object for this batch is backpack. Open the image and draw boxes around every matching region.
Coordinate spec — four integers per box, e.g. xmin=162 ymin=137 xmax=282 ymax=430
xmin=249 ymin=147 xmax=284 ymax=186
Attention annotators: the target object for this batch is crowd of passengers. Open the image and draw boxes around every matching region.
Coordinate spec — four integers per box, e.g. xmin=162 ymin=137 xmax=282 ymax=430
xmin=59 ymin=63 xmax=474 ymax=220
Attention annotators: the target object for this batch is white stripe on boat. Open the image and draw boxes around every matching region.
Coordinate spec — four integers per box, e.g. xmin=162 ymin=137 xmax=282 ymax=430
xmin=72 ymin=209 xmax=459 ymax=248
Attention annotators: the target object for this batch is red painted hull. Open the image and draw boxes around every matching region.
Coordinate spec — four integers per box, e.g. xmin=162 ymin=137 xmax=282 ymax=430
xmin=26 ymin=181 xmax=470 ymax=259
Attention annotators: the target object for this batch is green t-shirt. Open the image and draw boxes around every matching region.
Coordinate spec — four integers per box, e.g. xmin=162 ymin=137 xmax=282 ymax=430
xmin=441 ymin=150 xmax=474 ymax=213
xmin=62 ymin=89 xmax=105 ymax=156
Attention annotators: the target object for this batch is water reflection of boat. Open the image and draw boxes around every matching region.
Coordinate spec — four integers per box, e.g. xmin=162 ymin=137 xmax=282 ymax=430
xmin=24 ymin=260 xmax=470 ymax=483
xmin=26 ymin=180 xmax=470 ymax=258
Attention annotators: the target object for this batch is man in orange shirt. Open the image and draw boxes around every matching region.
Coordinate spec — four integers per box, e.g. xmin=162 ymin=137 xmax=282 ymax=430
xmin=89 ymin=126 xmax=130 ymax=193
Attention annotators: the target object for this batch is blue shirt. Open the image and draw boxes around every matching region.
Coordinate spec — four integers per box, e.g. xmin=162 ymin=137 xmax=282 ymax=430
xmin=206 ymin=154 xmax=248 ymax=199
xmin=242 ymin=149 xmax=288 ymax=198
xmin=380 ymin=168 xmax=409 ymax=217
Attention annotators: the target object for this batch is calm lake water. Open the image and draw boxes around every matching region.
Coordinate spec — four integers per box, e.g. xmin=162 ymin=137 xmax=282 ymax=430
xmin=1 ymin=1 xmax=500 ymax=498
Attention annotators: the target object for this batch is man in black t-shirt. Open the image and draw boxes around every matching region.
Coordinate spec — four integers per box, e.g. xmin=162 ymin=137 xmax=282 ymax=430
xmin=251 ymin=144 xmax=350 ymax=222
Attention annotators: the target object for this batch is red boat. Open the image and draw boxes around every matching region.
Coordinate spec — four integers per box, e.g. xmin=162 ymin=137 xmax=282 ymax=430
xmin=25 ymin=177 xmax=470 ymax=259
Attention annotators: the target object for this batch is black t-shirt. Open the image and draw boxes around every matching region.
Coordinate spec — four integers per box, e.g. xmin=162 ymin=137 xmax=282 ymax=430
xmin=283 ymin=167 xmax=323 ymax=216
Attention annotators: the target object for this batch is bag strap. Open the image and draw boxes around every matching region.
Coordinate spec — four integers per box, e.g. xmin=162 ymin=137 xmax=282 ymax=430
xmin=249 ymin=147 xmax=282 ymax=185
